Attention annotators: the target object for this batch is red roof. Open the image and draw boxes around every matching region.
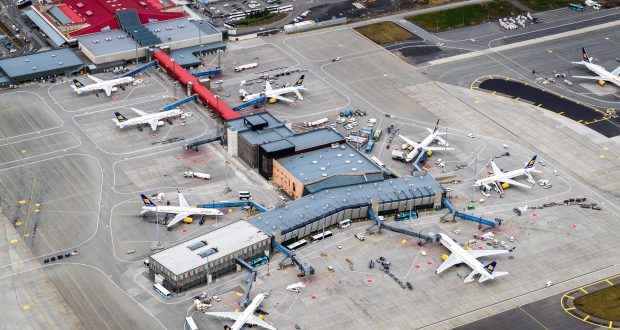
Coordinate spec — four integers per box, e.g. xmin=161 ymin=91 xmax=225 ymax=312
xmin=152 ymin=51 xmax=241 ymax=121
xmin=37 ymin=0 xmax=185 ymax=37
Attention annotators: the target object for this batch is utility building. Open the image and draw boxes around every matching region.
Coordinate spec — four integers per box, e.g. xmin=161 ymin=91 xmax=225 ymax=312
xmin=148 ymin=221 xmax=269 ymax=292
xmin=0 ymin=49 xmax=84 ymax=87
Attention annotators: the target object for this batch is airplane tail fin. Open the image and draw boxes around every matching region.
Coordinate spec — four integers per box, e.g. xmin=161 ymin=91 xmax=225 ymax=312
xmin=582 ymin=47 xmax=591 ymax=63
xmin=294 ymin=75 xmax=305 ymax=87
xmin=484 ymin=261 xmax=497 ymax=274
xmin=433 ymin=119 xmax=439 ymax=133
xmin=140 ymin=194 xmax=157 ymax=207
xmin=265 ymin=80 xmax=273 ymax=92
xmin=114 ymin=112 xmax=128 ymax=122
xmin=524 ymin=155 xmax=537 ymax=169
xmin=71 ymin=79 xmax=85 ymax=90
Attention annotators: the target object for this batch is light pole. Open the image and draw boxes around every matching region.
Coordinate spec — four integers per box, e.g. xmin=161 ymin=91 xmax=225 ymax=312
xmin=443 ymin=127 xmax=447 ymax=173
xmin=198 ymin=20 xmax=203 ymax=49
xmin=216 ymin=49 xmax=222 ymax=69
xmin=408 ymin=185 xmax=413 ymax=230
xmin=155 ymin=204 xmax=161 ymax=249
xmin=206 ymin=255 xmax=211 ymax=299
xmin=134 ymin=30 xmax=138 ymax=68
xmin=471 ymin=154 xmax=478 ymax=203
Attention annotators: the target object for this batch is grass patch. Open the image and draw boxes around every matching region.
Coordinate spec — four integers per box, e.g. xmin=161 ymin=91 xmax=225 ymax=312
xmin=520 ymin=0 xmax=577 ymax=11
xmin=354 ymin=21 xmax=414 ymax=45
xmin=236 ymin=12 xmax=287 ymax=27
xmin=406 ymin=0 xmax=517 ymax=31
xmin=574 ymin=284 xmax=620 ymax=321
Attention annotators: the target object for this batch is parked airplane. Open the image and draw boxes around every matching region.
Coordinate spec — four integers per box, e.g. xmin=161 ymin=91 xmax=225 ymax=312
xmin=572 ymin=48 xmax=620 ymax=87
xmin=113 ymin=108 xmax=183 ymax=131
xmin=205 ymin=293 xmax=276 ymax=330
xmin=140 ymin=191 xmax=223 ymax=229
xmin=71 ymin=74 xmax=134 ymax=96
xmin=239 ymin=75 xmax=307 ymax=104
xmin=395 ymin=119 xmax=453 ymax=162
xmin=436 ymin=233 xmax=511 ymax=283
xmin=474 ymin=155 xmax=540 ymax=195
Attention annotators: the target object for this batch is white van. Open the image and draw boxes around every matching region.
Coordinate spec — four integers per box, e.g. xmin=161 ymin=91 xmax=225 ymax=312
xmin=338 ymin=219 xmax=351 ymax=228
xmin=355 ymin=233 xmax=365 ymax=241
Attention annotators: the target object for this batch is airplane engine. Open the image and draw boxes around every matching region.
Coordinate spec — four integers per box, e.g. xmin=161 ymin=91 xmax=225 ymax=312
xmin=482 ymin=184 xmax=492 ymax=192
xmin=598 ymin=80 xmax=606 ymax=87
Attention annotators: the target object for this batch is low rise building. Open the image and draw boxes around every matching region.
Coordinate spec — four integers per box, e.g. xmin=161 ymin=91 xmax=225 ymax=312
xmin=148 ymin=221 xmax=270 ymax=292
xmin=0 ymin=49 xmax=84 ymax=87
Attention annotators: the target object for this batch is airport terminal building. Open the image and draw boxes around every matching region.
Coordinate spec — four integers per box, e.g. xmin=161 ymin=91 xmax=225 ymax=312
xmin=0 ymin=49 xmax=84 ymax=86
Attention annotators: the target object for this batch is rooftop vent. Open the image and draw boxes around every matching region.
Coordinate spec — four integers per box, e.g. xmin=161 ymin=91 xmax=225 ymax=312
xmin=352 ymin=168 xmax=357 ymax=171
xmin=345 ymin=160 xmax=351 ymax=164
xmin=322 ymin=173 xmax=328 ymax=177
xmin=24 ymin=59 xmax=29 ymax=62
xmin=320 ymin=167 xmax=326 ymax=171
xmin=336 ymin=153 xmax=342 ymax=157
xmin=58 ymin=62 xmax=63 ymax=65
xmin=357 ymin=160 xmax=363 ymax=164
xmin=312 ymin=160 xmax=318 ymax=164
xmin=51 ymin=54 xmax=56 ymax=57
xmin=349 ymin=153 xmax=354 ymax=157
xmin=32 ymin=67 xmax=36 ymax=70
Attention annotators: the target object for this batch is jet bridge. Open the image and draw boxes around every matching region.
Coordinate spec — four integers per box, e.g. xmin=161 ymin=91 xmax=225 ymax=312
xmin=367 ymin=209 xmax=439 ymax=244
xmin=234 ymin=257 xmax=257 ymax=307
xmin=232 ymin=97 xmax=266 ymax=111
xmin=442 ymin=197 xmax=499 ymax=228
xmin=271 ymin=241 xmax=315 ymax=277
xmin=121 ymin=60 xmax=158 ymax=78
xmin=198 ymin=201 xmax=267 ymax=213
xmin=161 ymin=94 xmax=198 ymax=111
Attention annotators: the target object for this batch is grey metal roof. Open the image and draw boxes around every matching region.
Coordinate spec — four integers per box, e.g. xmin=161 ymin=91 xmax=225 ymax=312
xmin=0 ymin=49 xmax=83 ymax=78
xmin=170 ymin=42 xmax=226 ymax=67
xmin=248 ymin=175 xmax=442 ymax=236
xmin=286 ymin=128 xmax=344 ymax=151
xmin=77 ymin=30 xmax=138 ymax=56
xmin=77 ymin=17 xmax=221 ymax=56
xmin=48 ymin=6 xmax=72 ymax=25
xmin=148 ymin=18 xmax=220 ymax=44
xmin=226 ymin=112 xmax=284 ymax=133
xmin=151 ymin=221 xmax=269 ymax=275
xmin=240 ymin=128 xmax=287 ymax=145
xmin=24 ymin=10 xmax=66 ymax=47
xmin=305 ymin=172 xmax=385 ymax=194
xmin=277 ymin=143 xmax=383 ymax=185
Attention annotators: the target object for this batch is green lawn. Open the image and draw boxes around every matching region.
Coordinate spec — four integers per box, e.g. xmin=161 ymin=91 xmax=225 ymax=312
xmin=574 ymin=284 xmax=620 ymax=321
xmin=406 ymin=1 xmax=517 ymax=31
xmin=520 ymin=0 xmax=577 ymax=11
xmin=354 ymin=21 xmax=415 ymax=45
xmin=236 ymin=12 xmax=287 ymax=27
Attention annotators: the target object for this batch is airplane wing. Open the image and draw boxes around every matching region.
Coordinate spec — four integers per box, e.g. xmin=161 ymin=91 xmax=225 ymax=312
xmin=130 ymin=107 xmax=149 ymax=117
xmin=204 ymin=311 xmax=242 ymax=322
xmin=104 ymin=86 xmax=113 ymax=97
xmin=500 ymin=177 xmax=531 ymax=189
xmin=178 ymin=193 xmax=189 ymax=208
xmin=148 ymin=119 xmax=159 ymax=131
xmin=87 ymin=74 xmax=104 ymax=84
xmin=571 ymin=75 xmax=604 ymax=80
xmin=612 ymin=66 xmax=620 ymax=76
xmin=490 ymin=161 xmax=501 ymax=176
xmin=271 ymin=94 xmax=295 ymax=103
xmin=166 ymin=212 xmax=191 ymax=228
xmin=293 ymin=89 xmax=303 ymax=100
xmin=398 ymin=135 xmax=420 ymax=149
xmin=436 ymin=253 xmax=463 ymax=274
xmin=467 ymin=249 xmax=510 ymax=259
xmin=434 ymin=135 xmax=448 ymax=145
xmin=246 ymin=315 xmax=277 ymax=330
xmin=424 ymin=146 xmax=454 ymax=151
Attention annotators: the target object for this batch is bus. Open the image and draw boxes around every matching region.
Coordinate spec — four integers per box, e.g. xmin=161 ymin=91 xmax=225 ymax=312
xmin=184 ymin=316 xmax=198 ymax=330
xmin=250 ymin=256 xmax=269 ymax=267
xmin=394 ymin=211 xmax=418 ymax=221
xmin=239 ymin=191 xmax=252 ymax=200
xmin=338 ymin=219 xmax=351 ymax=228
xmin=287 ymin=239 xmax=308 ymax=250
xmin=266 ymin=5 xmax=279 ymax=13
xmin=373 ymin=128 xmax=382 ymax=140
xmin=365 ymin=139 xmax=375 ymax=153
xmin=568 ymin=3 xmax=585 ymax=11
xmin=278 ymin=5 xmax=293 ymax=12
xmin=153 ymin=283 xmax=172 ymax=300
xmin=311 ymin=230 xmax=333 ymax=243
xmin=370 ymin=156 xmax=385 ymax=168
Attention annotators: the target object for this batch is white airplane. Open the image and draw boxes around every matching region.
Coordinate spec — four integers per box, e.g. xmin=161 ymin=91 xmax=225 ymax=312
xmin=71 ymin=74 xmax=134 ymax=97
xmin=397 ymin=119 xmax=453 ymax=162
xmin=436 ymin=233 xmax=511 ymax=283
xmin=239 ymin=75 xmax=307 ymax=104
xmin=113 ymin=108 xmax=183 ymax=131
xmin=140 ymin=192 xmax=223 ymax=229
xmin=474 ymin=155 xmax=540 ymax=195
xmin=205 ymin=293 xmax=276 ymax=330
xmin=571 ymin=47 xmax=620 ymax=88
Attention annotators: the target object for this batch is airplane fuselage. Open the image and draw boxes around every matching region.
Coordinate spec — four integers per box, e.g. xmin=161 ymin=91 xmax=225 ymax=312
xmin=141 ymin=205 xmax=223 ymax=216
xmin=230 ymin=294 xmax=265 ymax=330
xmin=581 ymin=61 xmax=620 ymax=87
xmin=243 ymin=86 xmax=305 ymax=102
xmin=438 ymin=233 xmax=495 ymax=283
xmin=116 ymin=109 xmax=183 ymax=129
xmin=75 ymin=76 xmax=134 ymax=95
xmin=474 ymin=168 xmax=530 ymax=187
